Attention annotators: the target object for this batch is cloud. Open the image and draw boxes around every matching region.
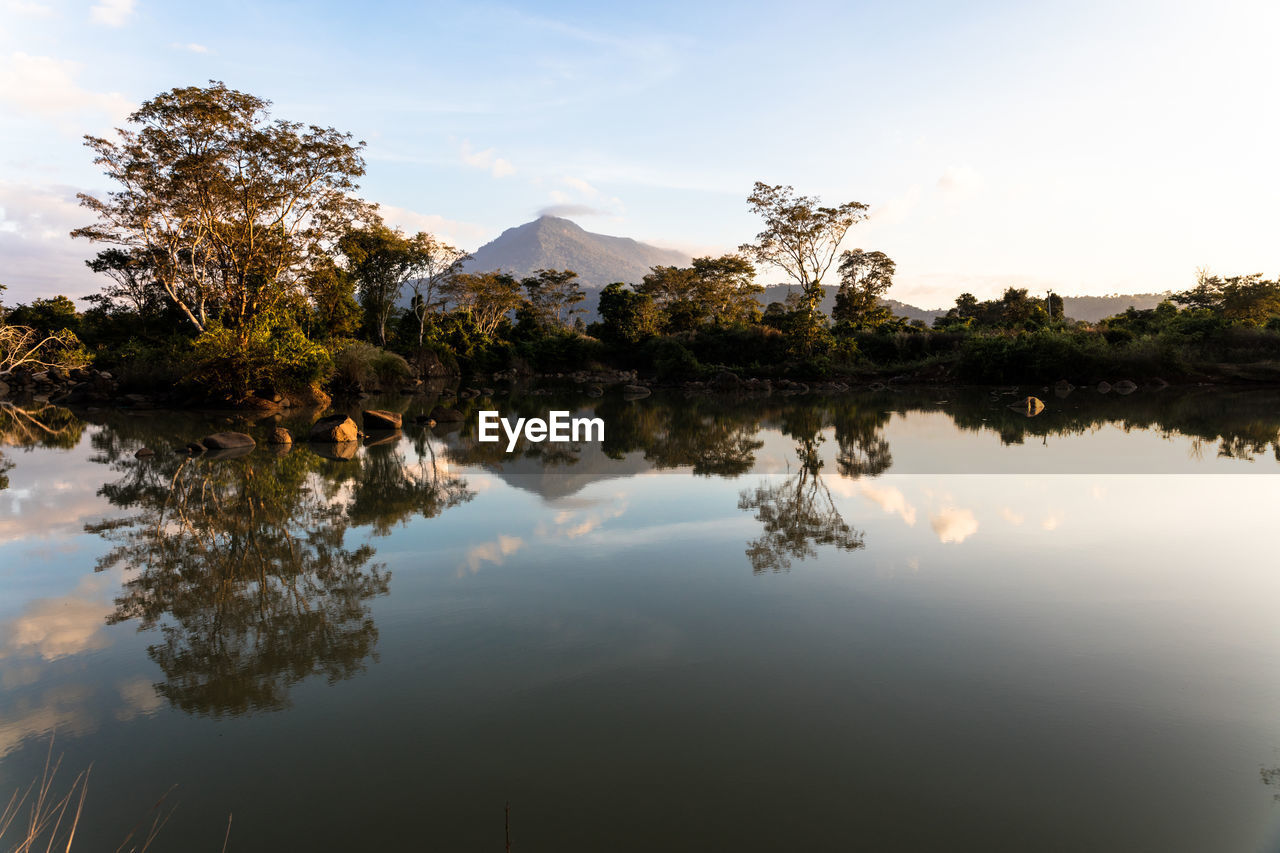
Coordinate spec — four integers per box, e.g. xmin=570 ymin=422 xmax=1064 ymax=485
xmin=171 ymin=42 xmax=210 ymax=54
xmin=869 ymin=184 xmax=922 ymax=227
xmin=937 ymin=164 xmax=985 ymax=199
xmin=0 ymin=53 xmax=134 ymax=127
xmin=536 ymin=203 xmax=608 ymax=219
xmin=1000 ymin=507 xmax=1025 ymax=525
xmin=90 ymin=0 xmax=134 ymax=26
xmin=461 ymin=534 xmax=523 ymax=574
xmin=0 ymin=181 xmax=102 ymax=304
xmin=459 ymin=140 xmax=515 ymax=178
xmin=3 ymin=0 xmax=55 ymax=17
xmin=856 ymin=482 xmax=917 ymax=526
xmin=377 ymin=203 xmax=490 ymax=249
xmin=1040 ymin=512 xmax=1063 ymax=531
xmin=539 ymin=176 xmax=623 ymax=220
xmin=0 ymin=574 xmax=116 ymax=662
xmin=538 ymin=495 xmax=628 ymax=539
xmin=930 ymin=507 xmax=978 ymax=544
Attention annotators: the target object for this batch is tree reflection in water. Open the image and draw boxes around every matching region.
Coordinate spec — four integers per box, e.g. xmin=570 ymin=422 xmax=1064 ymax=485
xmin=739 ymin=407 xmax=865 ymax=573
xmin=87 ymin=437 xmax=471 ymax=716
xmin=0 ymin=401 xmax=87 ymax=489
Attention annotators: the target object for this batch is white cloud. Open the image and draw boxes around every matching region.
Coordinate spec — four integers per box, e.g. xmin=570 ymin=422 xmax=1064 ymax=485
xmin=377 ymin=203 xmax=490 ymax=249
xmin=0 ymin=181 xmax=101 ymax=304
xmin=930 ymin=506 xmax=978 ymax=544
xmin=459 ymin=140 xmax=515 ymax=178
xmin=937 ymin=164 xmax=985 ymax=199
xmin=868 ymin=184 xmax=922 ymax=227
xmin=854 ymin=481 xmax=917 ymax=526
xmin=171 ymin=42 xmax=210 ymax=54
xmin=460 ymin=534 xmax=523 ymax=574
xmin=1040 ymin=512 xmax=1063 ymax=531
xmin=0 ymin=52 xmax=134 ymax=127
xmin=3 ymin=0 xmax=55 ymax=17
xmin=90 ymin=0 xmax=134 ymax=27
xmin=1000 ymin=507 xmax=1025 ymax=525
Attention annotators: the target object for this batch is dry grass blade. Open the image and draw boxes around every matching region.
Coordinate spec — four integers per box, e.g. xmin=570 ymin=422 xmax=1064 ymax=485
xmin=0 ymin=738 xmax=91 ymax=853
xmin=114 ymin=783 xmax=178 ymax=853
xmin=220 ymin=813 xmax=232 ymax=853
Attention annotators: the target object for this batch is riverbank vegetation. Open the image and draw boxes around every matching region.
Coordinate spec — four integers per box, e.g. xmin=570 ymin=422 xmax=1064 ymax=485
xmin=2 ymin=82 xmax=1279 ymax=409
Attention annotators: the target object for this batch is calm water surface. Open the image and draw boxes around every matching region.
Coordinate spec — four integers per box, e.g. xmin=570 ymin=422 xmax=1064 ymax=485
xmin=1 ymin=386 xmax=1279 ymax=851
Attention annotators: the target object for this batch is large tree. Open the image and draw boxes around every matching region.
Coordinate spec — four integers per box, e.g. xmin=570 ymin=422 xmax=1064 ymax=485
xmin=73 ymin=81 xmax=368 ymax=335
xmin=339 ymin=223 xmax=414 ymax=345
xmin=442 ymin=271 xmax=525 ymax=337
xmin=520 ymin=268 xmax=585 ymax=330
xmin=407 ymin=234 xmax=470 ymax=345
xmin=739 ymin=182 xmax=868 ymax=349
xmin=639 ymin=254 xmax=761 ymax=332
xmin=832 ymin=249 xmax=896 ymax=327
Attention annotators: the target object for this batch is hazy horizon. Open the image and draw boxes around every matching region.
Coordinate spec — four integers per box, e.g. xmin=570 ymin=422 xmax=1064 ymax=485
xmin=2 ymin=0 xmax=1277 ymax=308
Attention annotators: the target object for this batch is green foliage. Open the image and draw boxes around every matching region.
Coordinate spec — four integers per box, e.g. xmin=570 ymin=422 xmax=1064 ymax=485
xmin=652 ymin=338 xmax=704 ymax=382
xmin=190 ymin=318 xmax=332 ymax=401
xmin=594 ymin=282 xmax=661 ymax=346
xmin=332 ymin=341 xmax=412 ymax=392
xmin=4 ymin=296 xmax=81 ymax=336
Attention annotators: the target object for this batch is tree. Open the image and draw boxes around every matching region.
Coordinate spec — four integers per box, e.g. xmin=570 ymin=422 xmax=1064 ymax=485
xmin=1173 ymin=269 xmax=1280 ymax=324
xmin=302 ymin=256 xmax=362 ymax=340
xmin=1048 ymin=292 xmax=1065 ymax=321
xmin=73 ymin=81 xmax=368 ymax=335
xmin=739 ymin=182 xmax=868 ymax=351
xmin=832 ymin=249 xmax=896 ymax=327
xmin=407 ymin=234 xmax=470 ymax=345
xmin=594 ymin=282 xmax=661 ymax=345
xmin=638 ymin=254 xmax=762 ymax=332
xmin=442 ymin=271 xmax=524 ymax=338
xmin=521 ymin=268 xmax=586 ymax=330
xmin=339 ymin=223 xmax=414 ymax=345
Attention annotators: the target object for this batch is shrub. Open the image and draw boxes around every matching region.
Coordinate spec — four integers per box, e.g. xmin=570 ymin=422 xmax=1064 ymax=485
xmin=190 ymin=320 xmax=332 ymax=401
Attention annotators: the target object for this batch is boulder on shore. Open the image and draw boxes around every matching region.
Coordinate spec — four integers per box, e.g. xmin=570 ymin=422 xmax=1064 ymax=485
xmin=309 ymin=415 xmax=359 ymax=443
xmin=363 ymin=409 xmax=403 ymax=430
xmin=622 ymin=385 xmax=651 ymax=399
xmin=201 ymin=432 xmax=256 ymax=451
xmin=268 ymin=427 xmax=293 ymax=445
xmin=1113 ymin=379 xmax=1138 ymax=395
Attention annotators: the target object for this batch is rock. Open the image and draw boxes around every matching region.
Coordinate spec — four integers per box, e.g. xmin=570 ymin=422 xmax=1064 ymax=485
xmin=185 ymin=441 xmax=206 ymax=454
xmin=309 ymin=415 xmax=359 ymax=443
xmin=622 ymin=385 xmax=651 ymax=399
xmin=709 ymin=371 xmax=742 ymax=391
xmin=1113 ymin=379 xmax=1138 ymax=395
xmin=134 ymin=448 xmax=155 ymax=458
xmin=586 ymin=385 xmax=603 ymax=397
xmin=268 ymin=427 xmax=293 ymax=445
xmin=363 ymin=409 xmax=403 ymax=430
xmin=1097 ymin=381 xmax=1112 ymax=394
xmin=201 ymin=432 xmax=256 ymax=451
xmin=1011 ymin=396 xmax=1045 ymax=416
xmin=428 ymin=406 xmax=465 ymax=423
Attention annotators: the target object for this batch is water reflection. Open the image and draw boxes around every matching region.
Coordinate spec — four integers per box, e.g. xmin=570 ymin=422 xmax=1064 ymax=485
xmin=85 ymin=440 xmax=471 ymax=717
xmin=738 ymin=408 xmax=865 ymax=573
xmin=0 ymin=401 xmax=87 ymax=489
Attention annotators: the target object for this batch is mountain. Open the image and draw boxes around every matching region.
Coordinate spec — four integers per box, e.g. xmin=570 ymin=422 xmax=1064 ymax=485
xmin=756 ymin=284 xmax=946 ymax=325
xmin=1059 ymin=293 xmax=1172 ymax=323
xmin=464 ymin=216 xmax=690 ymax=288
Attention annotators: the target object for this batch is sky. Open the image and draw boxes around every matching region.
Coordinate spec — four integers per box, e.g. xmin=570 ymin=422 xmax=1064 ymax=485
xmin=1 ymin=0 xmax=1278 ymax=308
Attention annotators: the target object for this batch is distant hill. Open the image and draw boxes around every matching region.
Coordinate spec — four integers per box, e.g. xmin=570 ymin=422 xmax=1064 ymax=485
xmin=1060 ymin=293 xmax=1172 ymax=323
xmin=756 ymin=284 xmax=945 ymax=325
xmin=463 ymin=216 xmax=690 ymax=289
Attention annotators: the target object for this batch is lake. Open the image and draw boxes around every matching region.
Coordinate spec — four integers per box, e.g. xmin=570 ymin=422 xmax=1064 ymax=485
xmin=1 ymin=385 xmax=1279 ymax=851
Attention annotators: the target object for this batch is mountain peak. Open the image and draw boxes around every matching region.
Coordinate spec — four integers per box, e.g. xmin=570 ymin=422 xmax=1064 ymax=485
xmin=464 ymin=217 xmax=690 ymax=289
